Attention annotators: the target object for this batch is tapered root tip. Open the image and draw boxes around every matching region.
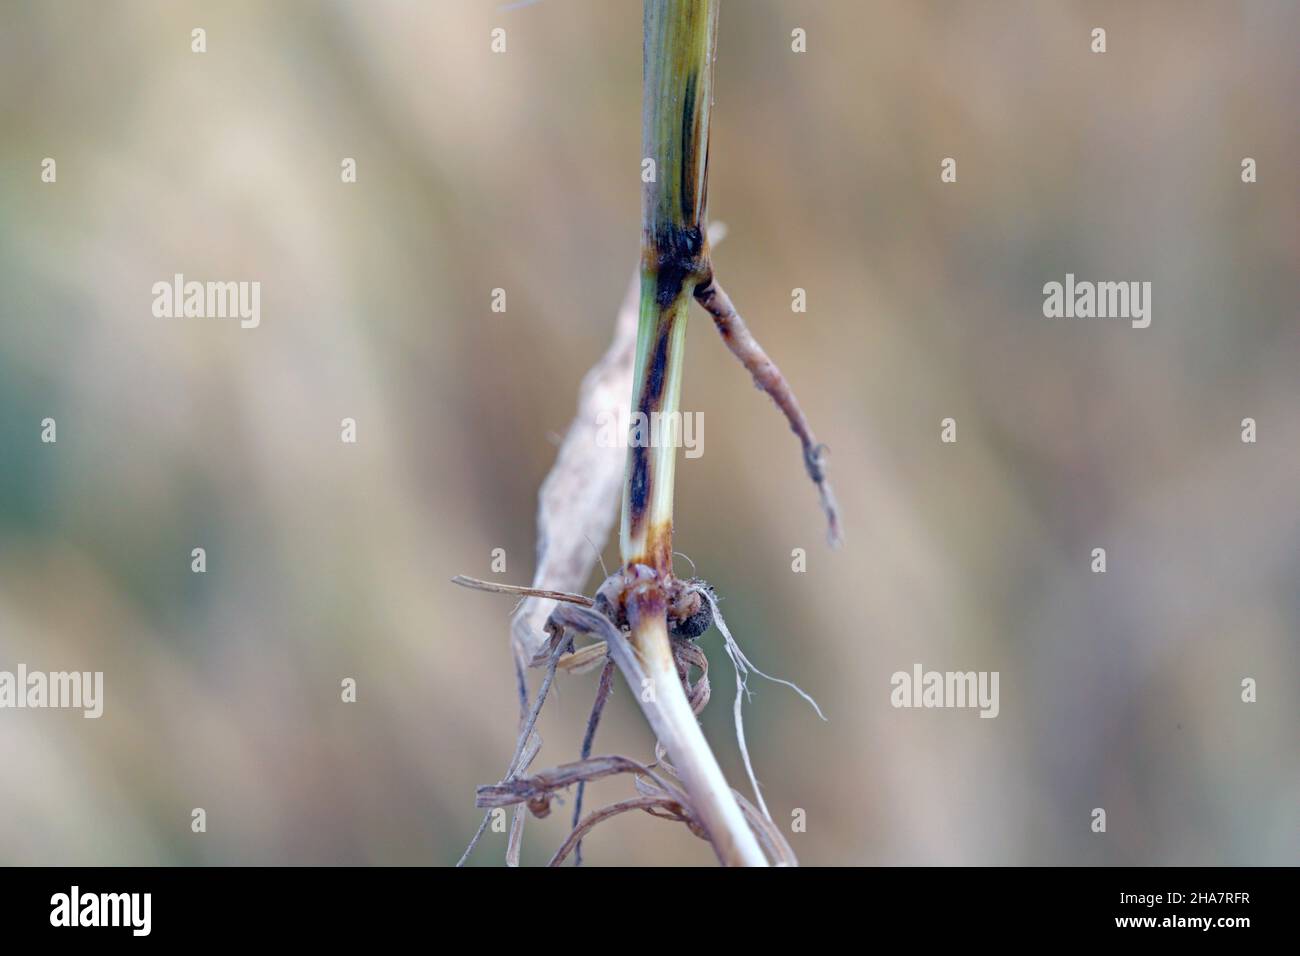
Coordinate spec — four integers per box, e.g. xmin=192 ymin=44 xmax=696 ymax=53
xmin=804 ymin=443 xmax=843 ymax=548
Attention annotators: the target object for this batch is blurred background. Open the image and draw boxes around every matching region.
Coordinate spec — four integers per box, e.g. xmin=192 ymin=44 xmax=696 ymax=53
xmin=0 ymin=0 xmax=1296 ymax=865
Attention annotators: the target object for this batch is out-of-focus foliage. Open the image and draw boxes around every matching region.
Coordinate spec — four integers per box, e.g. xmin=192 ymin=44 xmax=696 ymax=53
xmin=0 ymin=1 xmax=1295 ymax=864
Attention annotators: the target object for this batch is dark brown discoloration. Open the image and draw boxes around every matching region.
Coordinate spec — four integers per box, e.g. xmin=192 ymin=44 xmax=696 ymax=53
xmin=667 ymin=578 xmax=714 ymax=640
xmin=625 ymin=317 xmax=674 ymax=532
xmin=650 ymin=222 xmax=707 ymax=309
xmin=594 ymin=566 xmax=714 ymax=639
xmin=639 ymin=520 xmax=675 ymax=576
xmin=627 ymin=443 xmax=651 ymax=525
xmin=643 ymin=315 xmax=674 ymax=407
xmin=627 ymin=224 xmax=707 ymax=546
xmin=623 ymin=575 xmax=669 ymax=648
xmin=679 ymin=70 xmax=698 ymax=221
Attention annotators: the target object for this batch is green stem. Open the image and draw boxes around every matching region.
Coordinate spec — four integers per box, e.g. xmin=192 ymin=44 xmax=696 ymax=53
xmin=620 ymin=0 xmax=718 ymax=573
xmin=616 ymin=0 xmax=768 ymax=867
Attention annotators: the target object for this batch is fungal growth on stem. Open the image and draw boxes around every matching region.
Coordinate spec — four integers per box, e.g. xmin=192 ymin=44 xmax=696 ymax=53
xmin=455 ymin=0 xmax=837 ymax=868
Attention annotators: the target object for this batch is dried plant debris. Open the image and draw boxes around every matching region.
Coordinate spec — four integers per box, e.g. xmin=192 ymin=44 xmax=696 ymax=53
xmin=694 ymin=274 xmax=842 ymax=546
xmin=507 ymin=274 xmax=640 ymax=669
xmin=505 ymin=226 xmax=736 ymax=669
xmin=698 ymin=586 xmax=826 ymax=823
xmin=456 ymin=0 xmax=840 ymax=867
xmin=454 ymin=569 xmax=820 ymax=866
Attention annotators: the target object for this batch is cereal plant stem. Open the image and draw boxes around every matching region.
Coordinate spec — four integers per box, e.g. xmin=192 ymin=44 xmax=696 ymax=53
xmin=617 ymin=0 xmax=768 ymax=867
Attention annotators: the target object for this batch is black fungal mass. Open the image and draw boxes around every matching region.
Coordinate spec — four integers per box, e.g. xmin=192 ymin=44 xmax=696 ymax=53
xmin=668 ymin=591 xmax=714 ymax=640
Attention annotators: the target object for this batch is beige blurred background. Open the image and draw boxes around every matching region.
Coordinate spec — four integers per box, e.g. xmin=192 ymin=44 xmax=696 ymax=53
xmin=0 ymin=0 xmax=1296 ymax=865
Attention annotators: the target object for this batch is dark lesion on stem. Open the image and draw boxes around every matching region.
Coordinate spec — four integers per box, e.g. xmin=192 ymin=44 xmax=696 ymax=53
xmin=648 ymin=222 xmax=707 ymax=309
xmin=626 ymin=444 xmax=651 ymax=526
xmin=625 ymin=223 xmax=711 ymax=570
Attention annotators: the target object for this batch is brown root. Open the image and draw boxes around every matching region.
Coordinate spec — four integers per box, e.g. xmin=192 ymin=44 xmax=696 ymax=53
xmin=693 ymin=274 xmax=843 ymax=547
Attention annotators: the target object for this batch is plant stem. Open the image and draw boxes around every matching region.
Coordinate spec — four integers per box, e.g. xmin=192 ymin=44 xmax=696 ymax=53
xmin=621 ymin=0 xmax=717 ymax=569
xmin=618 ymin=0 xmax=768 ymax=867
